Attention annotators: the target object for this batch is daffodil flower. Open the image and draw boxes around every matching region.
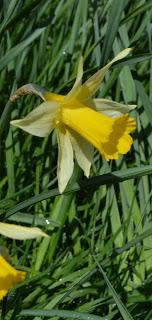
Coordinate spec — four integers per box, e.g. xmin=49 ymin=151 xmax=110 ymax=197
xmin=0 ymin=255 xmax=25 ymax=300
xmin=0 ymin=222 xmax=48 ymax=240
xmin=10 ymin=48 xmax=136 ymax=193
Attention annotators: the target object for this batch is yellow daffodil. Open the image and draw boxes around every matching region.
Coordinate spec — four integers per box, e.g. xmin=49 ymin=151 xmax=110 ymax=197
xmin=10 ymin=48 xmax=136 ymax=193
xmin=0 ymin=222 xmax=48 ymax=240
xmin=0 ymin=255 xmax=25 ymax=300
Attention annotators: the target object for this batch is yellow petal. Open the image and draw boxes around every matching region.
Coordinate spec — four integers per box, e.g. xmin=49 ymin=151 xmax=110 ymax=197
xmin=62 ymin=100 xmax=135 ymax=160
xmin=56 ymin=125 xmax=74 ymax=193
xmin=77 ymin=48 xmax=132 ymax=100
xmin=10 ymin=101 xmax=59 ymax=137
xmin=0 ymin=255 xmax=25 ymax=300
xmin=69 ymin=128 xmax=93 ymax=177
xmin=43 ymin=92 xmax=64 ymax=102
xmin=94 ymin=98 xmax=136 ymax=117
xmin=0 ymin=222 xmax=49 ymax=240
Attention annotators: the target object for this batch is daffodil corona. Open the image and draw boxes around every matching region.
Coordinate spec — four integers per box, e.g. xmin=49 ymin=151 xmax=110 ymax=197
xmin=10 ymin=48 xmax=136 ymax=193
xmin=0 ymin=255 xmax=25 ymax=300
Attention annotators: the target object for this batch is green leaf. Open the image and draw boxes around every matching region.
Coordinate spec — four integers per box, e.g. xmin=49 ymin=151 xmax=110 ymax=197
xmin=101 ymin=0 xmax=125 ymax=65
xmin=19 ymin=308 xmax=105 ymax=320
xmin=0 ymin=28 xmax=45 ymax=71
xmin=93 ymin=256 xmax=134 ymax=320
xmin=121 ymin=2 xmax=152 ymax=24
xmin=4 ymin=165 xmax=152 ymax=219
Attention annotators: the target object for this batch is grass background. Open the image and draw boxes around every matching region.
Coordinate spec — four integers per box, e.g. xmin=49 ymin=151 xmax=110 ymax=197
xmin=1 ymin=0 xmax=152 ymax=319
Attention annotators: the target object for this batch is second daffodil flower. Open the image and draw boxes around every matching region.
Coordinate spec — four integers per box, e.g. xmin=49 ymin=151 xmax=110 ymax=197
xmin=10 ymin=48 xmax=136 ymax=193
xmin=0 ymin=254 xmax=25 ymax=300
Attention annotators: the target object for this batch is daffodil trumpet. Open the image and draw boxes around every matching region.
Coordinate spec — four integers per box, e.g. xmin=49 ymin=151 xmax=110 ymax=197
xmin=10 ymin=48 xmax=136 ymax=193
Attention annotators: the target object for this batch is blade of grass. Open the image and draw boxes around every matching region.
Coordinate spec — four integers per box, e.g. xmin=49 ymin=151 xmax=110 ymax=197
xmin=3 ymin=164 xmax=152 ymax=219
xmin=0 ymin=27 xmax=45 ymax=71
xmin=19 ymin=308 xmax=105 ymax=320
xmin=0 ymin=0 xmax=43 ymax=35
xmin=93 ymin=256 xmax=134 ymax=320
xmin=121 ymin=2 xmax=152 ymax=24
xmin=101 ymin=0 xmax=125 ymax=65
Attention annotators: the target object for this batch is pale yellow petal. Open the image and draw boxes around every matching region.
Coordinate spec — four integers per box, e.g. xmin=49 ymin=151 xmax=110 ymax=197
xmin=94 ymin=98 xmax=136 ymax=117
xmin=10 ymin=101 xmax=59 ymax=137
xmin=77 ymin=48 xmax=132 ymax=100
xmin=9 ymin=83 xmax=46 ymax=102
xmin=0 ymin=256 xmax=25 ymax=300
xmin=0 ymin=222 xmax=49 ymax=240
xmin=69 ymin=128 xmax=93 ymax=177
xmin=66 ymin=56 xmax=83 ymax=100
xmin=56 ymin=125 xmax=74 ymax=193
